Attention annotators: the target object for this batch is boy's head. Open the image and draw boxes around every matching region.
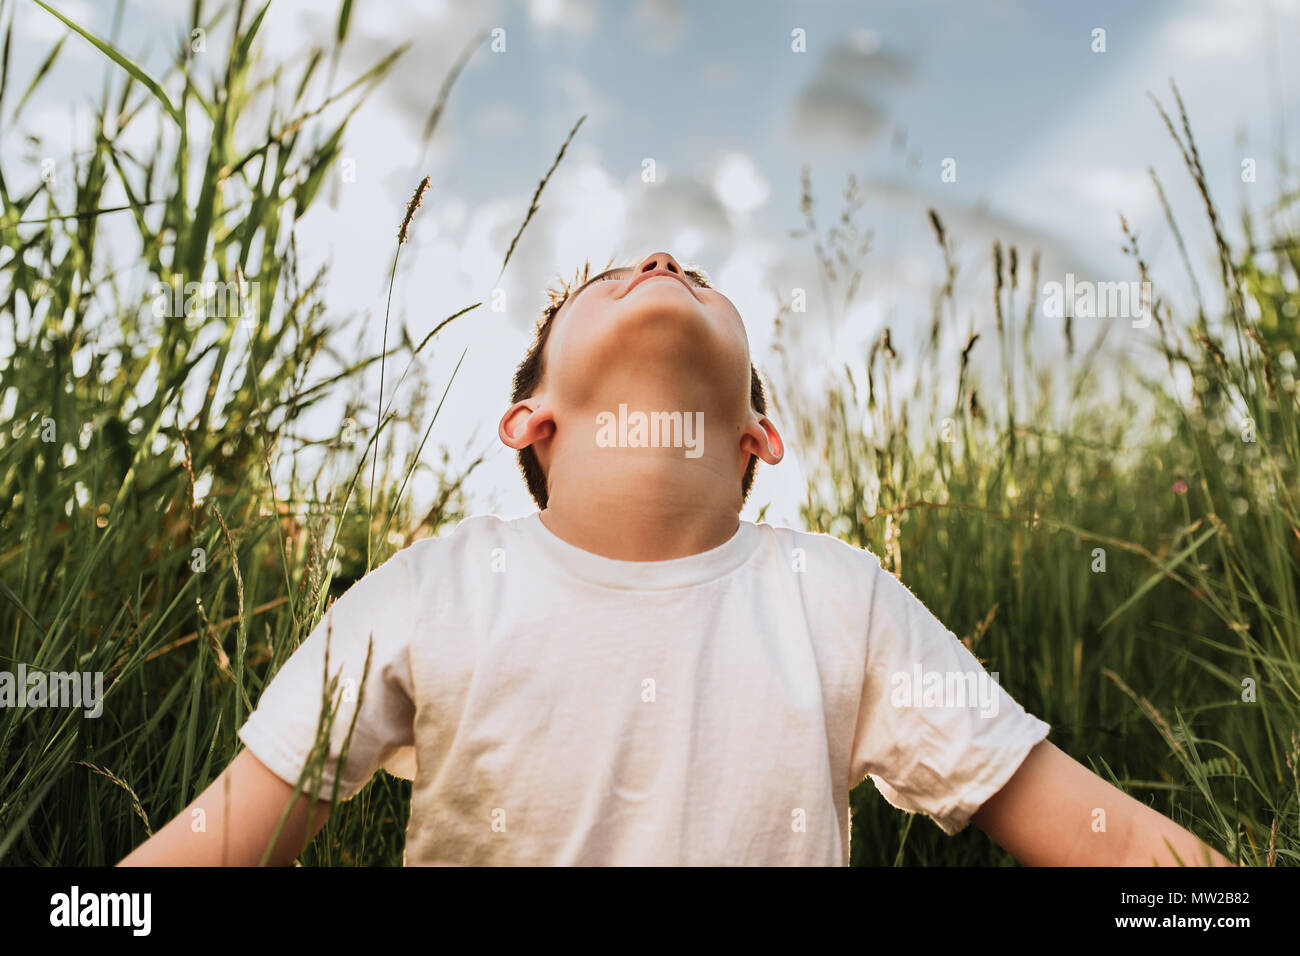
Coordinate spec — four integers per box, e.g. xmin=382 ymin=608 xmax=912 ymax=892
xmin=501 ymin=251 xmax=783 ymax=511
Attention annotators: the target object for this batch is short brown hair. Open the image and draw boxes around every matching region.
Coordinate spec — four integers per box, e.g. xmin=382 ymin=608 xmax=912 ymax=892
xmin=510 ymin=257 xmax=769 ymax=509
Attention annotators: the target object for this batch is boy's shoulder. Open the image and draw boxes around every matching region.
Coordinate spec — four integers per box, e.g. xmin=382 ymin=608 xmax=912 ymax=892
xmin=412 ymin=511 xmax=516 ymax=543
xmin=750 ymin=519 xmax=887 ymax=569
xmin=397 ymin=512 xmax=515 ymax=566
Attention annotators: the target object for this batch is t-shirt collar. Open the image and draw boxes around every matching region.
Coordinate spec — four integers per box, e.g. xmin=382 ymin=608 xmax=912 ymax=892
xmin=519 ymin=511 xmax=759 ymax=590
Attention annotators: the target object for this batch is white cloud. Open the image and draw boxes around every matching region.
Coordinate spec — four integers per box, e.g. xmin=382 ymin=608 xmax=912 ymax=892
xmin=844 ymin=28 xmax=882 ymax=56
xmin=18 ymin=0 xmax=100 ymax=45
xmin=551 ymin=67 xmax=617 ymax=133
xmin=475 ymin=101 xmax=525 ymax=137
xmin=528 ymin=0 xmax=597 ymax=37
xmin=787 ymin=28 xmax=910 ymax=148
xmin=1164 ymin=8 xmax=1264 ymax=59
xmin=714 ymin=238 xmax=783 ymax=346
xmin=1076 ymin=167 xmax=1160 ymax=221
xmin=621 ymin=176 xmax=732 ymax=267
xmin=790 ymin=86 xmax=887 ymax=146
xmin=713 ymin=152 xmax=771 ymax=214
xmin=551 ymin=161 xmax=628 ymax=271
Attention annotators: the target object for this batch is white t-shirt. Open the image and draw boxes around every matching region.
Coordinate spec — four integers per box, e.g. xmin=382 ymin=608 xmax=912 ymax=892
xmin=237 ymin=512 xmax=1050 ymax=865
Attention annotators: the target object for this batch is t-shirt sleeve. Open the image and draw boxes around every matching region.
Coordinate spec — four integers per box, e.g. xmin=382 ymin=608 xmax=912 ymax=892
xmin=848 ymin=550 xmax=1051 ymax=835
xmin=236 ymin=549 xmax=418 ymax=802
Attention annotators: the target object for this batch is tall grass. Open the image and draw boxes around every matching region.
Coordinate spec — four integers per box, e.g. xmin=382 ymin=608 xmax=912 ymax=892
xmin=777 ymin=86 xmax=1300 ymax=865
xmin=0 ymin=0 xmax=562 ymax=865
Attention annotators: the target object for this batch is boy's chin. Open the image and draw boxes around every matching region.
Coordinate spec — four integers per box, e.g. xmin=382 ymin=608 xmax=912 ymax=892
xmin=557 ymin=342 xmax=744 ymax=409
xmin=603 ymin=301 xmax=722 ymax=352
xmin=585 ymin=330 xmax=730 ymax=380
xmin=557 ymin=304 xmax=749 ymax=399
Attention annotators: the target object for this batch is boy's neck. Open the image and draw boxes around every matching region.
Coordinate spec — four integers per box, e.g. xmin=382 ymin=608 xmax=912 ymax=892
xmin=541 ymin=450 xmax=742 ymax=561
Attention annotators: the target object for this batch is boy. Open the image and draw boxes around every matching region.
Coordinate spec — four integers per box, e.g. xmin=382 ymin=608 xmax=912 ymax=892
xmin=120 ymin=251 xmax=1231 ymax=867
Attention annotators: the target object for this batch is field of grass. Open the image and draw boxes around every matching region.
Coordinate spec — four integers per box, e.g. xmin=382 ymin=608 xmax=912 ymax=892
xmin=779 ymin=109 xmax=1300 ymax=864
xmin=1 ymin=2 xmax=1297 ymax=866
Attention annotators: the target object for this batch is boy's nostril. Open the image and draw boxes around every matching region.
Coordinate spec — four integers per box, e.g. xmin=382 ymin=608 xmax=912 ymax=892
xmin=639 ymin=254 xmax=680 ymax=275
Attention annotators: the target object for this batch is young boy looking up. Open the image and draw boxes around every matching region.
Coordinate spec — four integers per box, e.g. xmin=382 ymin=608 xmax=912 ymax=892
xmin=120 ymin=251 xmax=1232 ymax=867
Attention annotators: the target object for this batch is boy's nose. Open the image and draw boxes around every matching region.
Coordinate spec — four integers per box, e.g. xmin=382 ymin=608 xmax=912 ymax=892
xmin=635 ymin=252 xmax=685 ymax=276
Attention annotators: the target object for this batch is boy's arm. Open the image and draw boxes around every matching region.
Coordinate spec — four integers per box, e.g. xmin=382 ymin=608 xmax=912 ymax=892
xmin=116 ymin=749 xmax=331 ymax=867
xmin=971 ymin=739 xmax=1233 ymax=866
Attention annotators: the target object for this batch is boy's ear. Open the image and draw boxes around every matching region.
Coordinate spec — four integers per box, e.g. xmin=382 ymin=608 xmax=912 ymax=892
xmin=498 ymin=399 xmax=556 ymax=450
xmin=740 ymin=414 xmax=783 ymax=465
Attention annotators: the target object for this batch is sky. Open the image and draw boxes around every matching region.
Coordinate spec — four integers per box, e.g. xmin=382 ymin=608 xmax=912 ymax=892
xmin=5 ymin=0 xmax=1299 ymax=527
